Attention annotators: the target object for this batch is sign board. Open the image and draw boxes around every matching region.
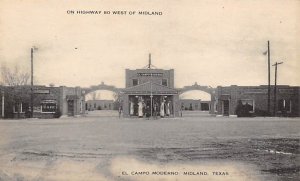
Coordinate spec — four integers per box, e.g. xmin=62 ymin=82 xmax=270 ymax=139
xmin=33 ymin=89 xmax=50 ymax=94
xmin=279 ymin=89 xmax=294 ymax=94
xmin=137 ymin=73 xmax=163 ymax=77
xmin=243 ymin=89 xmax=267 ymax=94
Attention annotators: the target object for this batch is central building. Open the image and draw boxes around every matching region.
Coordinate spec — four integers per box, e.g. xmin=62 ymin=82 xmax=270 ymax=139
xmin=121 ymin=56 xmax=179 ymax=117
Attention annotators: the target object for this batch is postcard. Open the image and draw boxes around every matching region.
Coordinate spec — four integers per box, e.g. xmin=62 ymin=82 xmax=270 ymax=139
xmin=0 ymin=0 xmax=299 ymax=180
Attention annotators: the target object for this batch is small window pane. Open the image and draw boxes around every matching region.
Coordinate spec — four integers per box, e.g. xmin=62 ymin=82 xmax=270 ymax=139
xmin=133 ymin=79 xmax=138 ymax=86
xmin=162 ymin=79 xmax=167 ymax=86
xmin=41 ymin=100 xmax=57 ymax=113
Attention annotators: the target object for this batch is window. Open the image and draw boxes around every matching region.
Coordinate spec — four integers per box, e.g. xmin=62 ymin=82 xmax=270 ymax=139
xmin=162 ymin=79 xmax=168 ymax=86
xmin=41 ymin=100 xmax=57 ymax=113
xmin=195 ymin=104 xmax=198 ymax=110
xmin=201 ymin=103 xmax=210 ymax=111
xmin=278 ymin=99 xmax=292 ymax=113
xmin=80 ymin=101 xmax=82 ymax=113
xmin=13 ymin=102 xmax=24 ymax=113
xmin=241 ymin=99 xmax=255 ymax=113
xmin=132 ymin=79 xmax=138 ymax=86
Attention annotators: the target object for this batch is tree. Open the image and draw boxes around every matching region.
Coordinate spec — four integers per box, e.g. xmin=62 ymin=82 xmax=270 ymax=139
xmin=113 ymin=92 xmax=121 ymax=102
xmin=113 ymin=92 xmax=122 ymax=110
xmin=0 ymin=64 xmax=29 ymax=86
xmin=0 ymin=64 xmax=30 ymax=118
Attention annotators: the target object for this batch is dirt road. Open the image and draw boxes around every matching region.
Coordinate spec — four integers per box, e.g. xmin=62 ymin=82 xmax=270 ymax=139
xmin=0 ymin=116 xmax=299 ymax=180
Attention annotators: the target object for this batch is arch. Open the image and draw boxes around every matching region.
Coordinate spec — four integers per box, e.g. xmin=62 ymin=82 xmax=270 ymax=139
xmin=179 ymin=90 xmax=211 ymax=101
xmin=178 ymin=82 xmax=217 ymax=114
xmin=85 ymin=90 xmax=117 ymax=101
xmin=178 ymin=82 xmax=216 ymax=95
xmin=83 ymin=83 xmax=122 ymax=112
xmin=81 ymin=82 xmax=121 ymax=96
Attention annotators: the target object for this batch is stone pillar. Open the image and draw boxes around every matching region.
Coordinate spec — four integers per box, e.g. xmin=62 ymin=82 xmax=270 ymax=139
xmin=216 ymin=86 xmax=223 ymax=116
xmin=209 ymin=93 xmax=215 ymax=114
xmin=199 ymin=99 xmax=202 ymax=111
xmin=173 ymin=94 xmax=179 ymax=117
xmin=229 ymin=85 xmax=238 ymax=116
xmin=59 ymin=86 xmax=66 ymax=116
xmin=75 ymin=87 xmax=81 ymax=115
xmin=122 ymin=94 xmax=129 ymax=117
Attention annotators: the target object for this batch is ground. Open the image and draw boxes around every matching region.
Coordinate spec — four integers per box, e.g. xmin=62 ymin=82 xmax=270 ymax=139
xmin=0 ymin=111 xmax=299 ymax=181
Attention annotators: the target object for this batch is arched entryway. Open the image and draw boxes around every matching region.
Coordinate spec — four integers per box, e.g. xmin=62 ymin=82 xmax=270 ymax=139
xmin=178 ymin=82 xmax=217 ymax=116
xmin=82 ymin=82 xmax=122 ymax=117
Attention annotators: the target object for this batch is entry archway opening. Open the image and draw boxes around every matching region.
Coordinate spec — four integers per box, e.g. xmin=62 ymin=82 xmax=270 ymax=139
xmin=85 ymin=90 xmax=119 ymax=111
xmin=179 ymin=90 xmax=211 ymax=111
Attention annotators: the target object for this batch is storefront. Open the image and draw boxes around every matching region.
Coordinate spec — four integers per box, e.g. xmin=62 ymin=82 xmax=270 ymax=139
xmin=121 ymin=63 xmax=180 ymax=117
xmin=216 ymin=85 xmax=300 ymax=117
xmin=0 ymin=85 xmax=85 ymax=119
xmin=122 ymin=82 xmax=179 ymax=117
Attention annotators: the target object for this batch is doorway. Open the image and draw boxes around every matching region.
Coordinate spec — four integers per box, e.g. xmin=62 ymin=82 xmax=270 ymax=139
xmin=222 ymin=100 xmax=229 ymax=116
xmin=67 ymin=100 xmax=74 ymax=116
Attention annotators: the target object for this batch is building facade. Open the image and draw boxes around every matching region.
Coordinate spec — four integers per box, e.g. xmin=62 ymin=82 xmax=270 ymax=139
xmin=216 ymin=85 xmax=300 ymax=117
xmin=86 ymin=100 xmax=115 ymax=111
xmin=180 ymin=99 xmax=210 ymax=111
xmin=122 ymin=67 xmax=180 ymax=117
xmin=0 ymin=85 xmax=84 ymax=119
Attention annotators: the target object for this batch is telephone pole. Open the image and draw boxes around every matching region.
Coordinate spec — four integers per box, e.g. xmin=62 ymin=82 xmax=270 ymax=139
xmin=30 ymin=47 xmax=38 ymax=118
xmin=30 ymin=48 xmax=34 ymax=118
xmin=267 ymin=41 xmax=271 ymax=116
xmin=272 ymin=61 xmax=283 ymax=116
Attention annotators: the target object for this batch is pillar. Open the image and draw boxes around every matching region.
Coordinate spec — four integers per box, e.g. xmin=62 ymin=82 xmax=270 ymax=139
xmin=173 ymin=94 xmax=179 ymax=117
xmin=122 ymin=94 xmax=129 ymax=117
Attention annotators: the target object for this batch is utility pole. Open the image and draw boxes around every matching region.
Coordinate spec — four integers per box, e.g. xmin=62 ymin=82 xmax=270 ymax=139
xmin=267 ymin=41 xmax=271 ymax=116
xmin=30 ymin=47 xmax=34 ymax=118
xmin=30 ymin=47 xmax=38 ymax=118
xmin=1 ymin=90 xmax=4 ymax=118
xmin=272 ymin=61 xmax=283 ymax=116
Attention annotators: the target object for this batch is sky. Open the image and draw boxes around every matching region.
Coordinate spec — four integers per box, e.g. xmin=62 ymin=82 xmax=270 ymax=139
xmin=0 ymin=0 xmax=299 ymax=91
